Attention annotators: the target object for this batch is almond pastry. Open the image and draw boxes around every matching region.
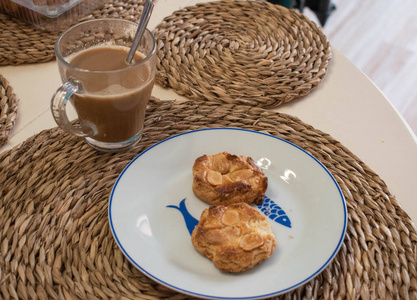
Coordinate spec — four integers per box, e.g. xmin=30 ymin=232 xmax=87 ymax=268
xmin=192 ymin=152 xmax=268 ymax=205
xmin=191 ymin=203 xmax=276 ymax=272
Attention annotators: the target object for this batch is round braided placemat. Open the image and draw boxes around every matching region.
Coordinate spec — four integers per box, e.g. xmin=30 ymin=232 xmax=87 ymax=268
xmin=153 ymin=0 xmax=332 ymax=108
xmin=0 ymin=74 xmax=18 ymax=148
xmin=0 ymin=98 xmax=416 ymax=299
xmin=0 ymin=13 xmax=57 ymax=65
xmin=0 ymin=0 xmax=148 ymax=66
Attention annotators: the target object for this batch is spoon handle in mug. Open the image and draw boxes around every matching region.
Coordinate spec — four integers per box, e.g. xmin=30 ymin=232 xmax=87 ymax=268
xmin=126 ymin=0 xmax=154 ymax=64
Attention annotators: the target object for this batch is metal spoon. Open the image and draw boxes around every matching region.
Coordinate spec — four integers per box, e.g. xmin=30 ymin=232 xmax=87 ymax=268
xmin=126 ymin=0 xmax=154 ymax=64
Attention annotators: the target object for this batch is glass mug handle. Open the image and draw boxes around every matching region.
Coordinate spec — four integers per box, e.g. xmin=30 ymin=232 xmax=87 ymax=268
xmin=51 ymin=78 xmax=94 ymax=137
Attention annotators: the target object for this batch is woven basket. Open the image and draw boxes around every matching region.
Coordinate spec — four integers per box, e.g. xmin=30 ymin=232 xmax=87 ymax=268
xmin=0 ymin=0 xmax=149 ymax=65
xmin=0 ymin=98 xmax=416 ymax=299
xmin=0 ymin=74 xmax=18 ymax=148
xmin=153 ymin=0 xmax=332 ymax=108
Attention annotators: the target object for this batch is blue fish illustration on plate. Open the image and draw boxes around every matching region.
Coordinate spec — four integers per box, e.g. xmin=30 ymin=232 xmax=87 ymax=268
xmin=167 ymin=196 xmax=291 ymax=234
xmin=257 ymin=196 xmax=292 ymax=228
xmin=166 ymin=199 xmax=199 ymax=235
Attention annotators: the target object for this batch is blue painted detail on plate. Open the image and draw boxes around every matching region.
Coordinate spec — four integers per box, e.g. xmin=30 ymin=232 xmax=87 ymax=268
xmin=167 ymin=199 xmax=199 ymax=235
xmin=257 ymin=196 xmax=292 ymax=228
xmin=168 ymin=196 xmax=292 ymax=235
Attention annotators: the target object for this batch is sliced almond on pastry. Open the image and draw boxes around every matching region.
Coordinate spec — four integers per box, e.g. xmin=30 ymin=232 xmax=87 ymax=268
xmin=205 ymin=229 xmax=228 ymax=245
xmin=207 ymin=170 xmax=222 ymax=186
xmin=229 ymin=169 xmax=253 ymax=181
xmin=221 ymin=209 xmax=240 ymax=226
xmin=221 ymin=226 xmax=241 ymax=241
xmin=240 ymin=233 xmax=264 ymax=251
xmin=212 ymin=153 xmax=231 ymax=174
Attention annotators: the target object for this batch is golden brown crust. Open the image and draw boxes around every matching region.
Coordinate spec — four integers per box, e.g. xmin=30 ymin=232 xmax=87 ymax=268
xmin=192 ymin=152 xmax=268 ymax=205
xmin=191 ymin=203 xmax=276 ymax=273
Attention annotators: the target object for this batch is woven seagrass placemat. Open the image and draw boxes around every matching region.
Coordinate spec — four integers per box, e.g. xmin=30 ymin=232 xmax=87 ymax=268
xmin=0 ymin=74 xmax=18 ymax=148
xmin=0 ymin=98 xmax=416 ymax=299
xmin=0 ymin=0 xmax=148 ymax=66
xmin=153 ymin=0 xmax=332 ymax=108
xmin=0 ymin=13 xmax=56 ymax=65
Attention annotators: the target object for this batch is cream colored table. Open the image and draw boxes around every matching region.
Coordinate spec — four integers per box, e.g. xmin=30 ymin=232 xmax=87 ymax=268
xmin=1 ymin=0 xmax=416 ymax=226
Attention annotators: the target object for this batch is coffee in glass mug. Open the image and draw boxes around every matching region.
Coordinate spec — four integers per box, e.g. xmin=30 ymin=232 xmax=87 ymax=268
xmin=51 ymin=19 xmax=156 ymax=152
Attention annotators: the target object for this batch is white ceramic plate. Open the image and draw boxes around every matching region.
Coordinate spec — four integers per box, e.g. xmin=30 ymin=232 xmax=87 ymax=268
xmin=109 ymin=128 xmax=347 ymax=299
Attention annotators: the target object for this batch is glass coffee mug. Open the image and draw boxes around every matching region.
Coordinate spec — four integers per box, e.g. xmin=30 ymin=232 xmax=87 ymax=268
xmin=51 ymin=19 xmax=156 ymax=152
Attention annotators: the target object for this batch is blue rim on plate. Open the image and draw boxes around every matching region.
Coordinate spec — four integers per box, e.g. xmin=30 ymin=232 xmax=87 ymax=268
xmin=109 ymin=128 xmax=347 ymax=299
